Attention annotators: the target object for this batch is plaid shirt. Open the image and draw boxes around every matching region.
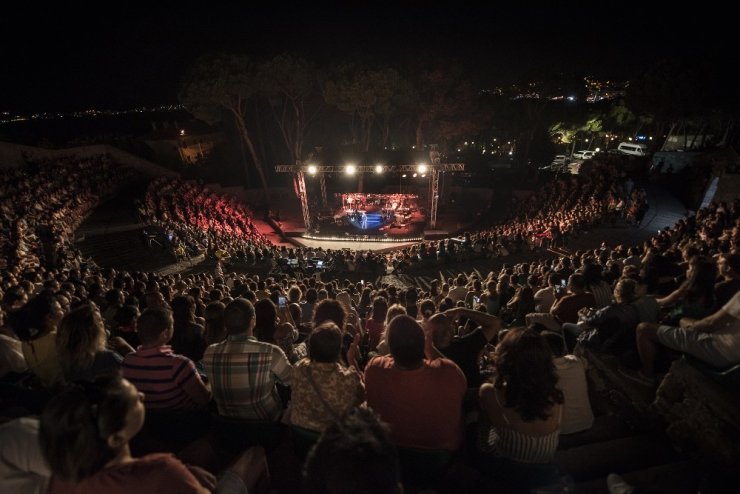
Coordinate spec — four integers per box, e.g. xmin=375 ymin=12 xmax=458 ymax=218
xmin=203 ymin=334 xmax=292 ymax=421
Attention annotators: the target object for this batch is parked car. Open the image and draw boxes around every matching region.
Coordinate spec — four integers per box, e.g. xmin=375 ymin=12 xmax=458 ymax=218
xmin=572 ymin=150 xmax=596 ymax=160
xmin=551 ymin=155 xmax=569 ymax=165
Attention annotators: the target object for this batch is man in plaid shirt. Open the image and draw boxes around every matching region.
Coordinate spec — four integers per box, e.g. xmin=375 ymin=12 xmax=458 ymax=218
xmin=204 ymin=298 xmax=293 ymax=421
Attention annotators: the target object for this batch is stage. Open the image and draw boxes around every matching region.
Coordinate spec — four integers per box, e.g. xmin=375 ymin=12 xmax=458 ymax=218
xmin=290 ymin=236 xmax=422 ymax=252
xmin=309 ymin=192 xmax=425 ymax=241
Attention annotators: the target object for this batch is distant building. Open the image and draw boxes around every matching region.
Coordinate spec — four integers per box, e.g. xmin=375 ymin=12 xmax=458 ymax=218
xmin=584 ymin=76 xmax=628 ymax=103
xmin=143 ymin=120 xmax=224 ymax=166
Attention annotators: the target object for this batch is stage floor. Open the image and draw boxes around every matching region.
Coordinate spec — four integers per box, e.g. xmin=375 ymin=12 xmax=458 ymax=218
xmin=291 ymin=236 xmax=419 ymax=252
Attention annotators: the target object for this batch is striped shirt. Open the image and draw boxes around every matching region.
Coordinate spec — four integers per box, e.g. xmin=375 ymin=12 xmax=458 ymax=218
xmin=122 ymin=346 xmax=205 ymax=410
xmin=479 ymin=392 xmax=561 ymax=464
xmin=203 ymin=334 xmax=292 ymax=421
xmin=588 ymin=281 xmax=614 ymax=310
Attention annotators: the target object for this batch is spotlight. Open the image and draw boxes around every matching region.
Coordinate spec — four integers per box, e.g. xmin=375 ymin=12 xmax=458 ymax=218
xmin=345 ymin=164 xmax=356 ymax=175
xmin=417 ymin=163 xmax=428 ymax=174
xmin=413 ymin=173 xmax=418 ymax=178
xmin=402 ymin=174 xmax=407 ymax=178
xmin=307 ymin=165 xmax=317 ymax=175
xmin=375 ymin=164 xmax=384 ymax=174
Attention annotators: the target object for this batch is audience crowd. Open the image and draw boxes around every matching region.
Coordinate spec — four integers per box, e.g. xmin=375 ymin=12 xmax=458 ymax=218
xmin=0 ymin=155 xmax=737 ymax=493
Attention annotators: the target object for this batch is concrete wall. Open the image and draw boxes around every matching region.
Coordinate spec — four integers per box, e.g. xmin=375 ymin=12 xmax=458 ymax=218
xmin=713 ymin=173 xmax=740 ymax=204
xmin=0 ymin=141 xmax=178 ymax=177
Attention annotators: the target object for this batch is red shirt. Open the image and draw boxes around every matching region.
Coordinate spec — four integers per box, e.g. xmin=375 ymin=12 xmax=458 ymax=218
xmin=365 ymin=319 xmax=385 ymax=350
xmin=49 ymin=453 xmax=203 ymax=494
xmin=364 ymin=356 xmax=466 ymax=451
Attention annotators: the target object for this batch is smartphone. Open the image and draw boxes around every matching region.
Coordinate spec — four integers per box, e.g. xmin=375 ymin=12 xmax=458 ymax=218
xmin=560 ymin=279 xmax=567 ymax=288
xmin=361 ymin=279 xmax=365 ymax=285
xmin=278 ymin=296 xmax=287 ymax=308
xmin=473 ymin=295 xmax=480 ymax=304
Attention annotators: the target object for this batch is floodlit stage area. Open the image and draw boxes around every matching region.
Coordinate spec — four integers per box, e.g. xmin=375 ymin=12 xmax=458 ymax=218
xmin=291 ymin=236 xmax=419 ymax=252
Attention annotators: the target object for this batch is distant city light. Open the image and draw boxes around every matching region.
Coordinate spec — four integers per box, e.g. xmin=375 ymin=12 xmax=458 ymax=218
xmin=307 ymin=165 xmax=318 ymax=175
xmin=345 ymin=164 xmax=356 ymax=175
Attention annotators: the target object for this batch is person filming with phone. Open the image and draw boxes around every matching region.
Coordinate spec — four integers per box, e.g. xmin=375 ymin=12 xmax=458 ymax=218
xmin=525 ymin=274 xmax=595 ymax=333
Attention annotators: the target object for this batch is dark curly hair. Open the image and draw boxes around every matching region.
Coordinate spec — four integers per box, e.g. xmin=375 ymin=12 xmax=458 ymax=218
xmin=492 ymin=327 xmax=563 ymax=421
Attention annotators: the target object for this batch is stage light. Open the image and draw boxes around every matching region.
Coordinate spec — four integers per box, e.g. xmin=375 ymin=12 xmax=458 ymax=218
xmin=413 ymin=173 xmax=418 ymax=178
xmin=375 ymin=164 xmax=384 ymax=173
xmin=307 ymin=165 xmax=317 ymax=175
xmin=421 ymin=174 xmax=426 ymax=178
xmin=417 ymin=163 xmax=428 ymax=174
xmin=402 ymin=174 xmax=407 ymax=178
xmin=345 ymin=164 xmax=356 ymax=175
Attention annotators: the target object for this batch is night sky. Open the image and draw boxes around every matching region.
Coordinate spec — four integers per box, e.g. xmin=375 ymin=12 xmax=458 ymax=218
xmin=1 ymin=1 xmax=731 ymax=113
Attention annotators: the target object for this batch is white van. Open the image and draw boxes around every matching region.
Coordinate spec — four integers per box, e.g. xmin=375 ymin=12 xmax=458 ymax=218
xmin=617 ymin=142 xmax=648 ymax=156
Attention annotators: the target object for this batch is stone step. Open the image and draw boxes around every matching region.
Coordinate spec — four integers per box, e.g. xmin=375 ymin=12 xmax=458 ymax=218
xmin=558 ymin=413 xmax=633 ymax=451
xmin=555 ymin=433 xmax=683 ymax=482
xmin=573 ymin=459 xmax=703 ymax=494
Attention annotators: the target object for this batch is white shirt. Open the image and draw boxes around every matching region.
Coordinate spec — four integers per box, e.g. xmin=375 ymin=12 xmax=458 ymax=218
xmin=534 ymin=287 xmax=556 ymax=313
xmin=0 ymin=418 xmax=51 ymax=494
xmin=715 ymin=291 xmax=740 ymax=363
xmin=448 ymin=286 xmax=468 ymax=303
xmin=554 ymin=355 xmax=594 ymax=435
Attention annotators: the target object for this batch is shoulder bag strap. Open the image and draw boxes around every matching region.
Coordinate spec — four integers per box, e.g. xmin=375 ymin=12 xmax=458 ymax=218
xmin=304 ymin=366 xmax=341 ymax=421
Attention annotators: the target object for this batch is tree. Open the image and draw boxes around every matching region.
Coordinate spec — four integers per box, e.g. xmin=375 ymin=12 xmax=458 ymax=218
xmin=179 ymin=54 xmax=270 ymax=199
xmin=406 ymin=61 xmax=484 ymax=152
xmin=322 ymin=64 xmax=405 ymax=152
xmin=258 ymin=54 xmax=322 ymax=165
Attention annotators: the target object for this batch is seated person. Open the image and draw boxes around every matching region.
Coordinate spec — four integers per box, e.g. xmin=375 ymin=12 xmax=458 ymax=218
xmin=478 ymin=327 xmax=564 ymax=487
xmin=9 ymin=292 xmax=65 ymax=388
xmin=204 ymin=298 xmax=292 ymax=421
xmin=526 ymin=274 xmax=595 ymax=333
xmin=428 ymin=307 xmax=501 ymax=389
xmin=0 ymin=417 xmax=51 ymax=494
xmin=56 ymin=303 xmax=128 ymax=383
xmin=623 ymin=289 xmax=740 ymax=386
xmin=39 ymin=375 xmax=267 ymax=493
xmin=303 ymin=407 xmax=401 ymax=494
xmin=364 ymin=315 xmax=466 ymax=451
xmin=541 ymin=331 xmax=593 ymax=435
xmin=562 ymin=278 xmax=640 ymax=353
xmin=122 ymin=308 xmax=211 ymax=411
xmin=287 ymin=322 xmax=365 ymax=432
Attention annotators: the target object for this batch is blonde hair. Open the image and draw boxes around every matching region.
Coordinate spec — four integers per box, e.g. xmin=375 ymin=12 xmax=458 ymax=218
xmin=56 ymin=304 xmax=107 ymax=379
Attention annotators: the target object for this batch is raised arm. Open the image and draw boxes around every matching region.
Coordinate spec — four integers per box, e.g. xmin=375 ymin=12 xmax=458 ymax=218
xmin=444 ymin=307 xmax=501 ymax=342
